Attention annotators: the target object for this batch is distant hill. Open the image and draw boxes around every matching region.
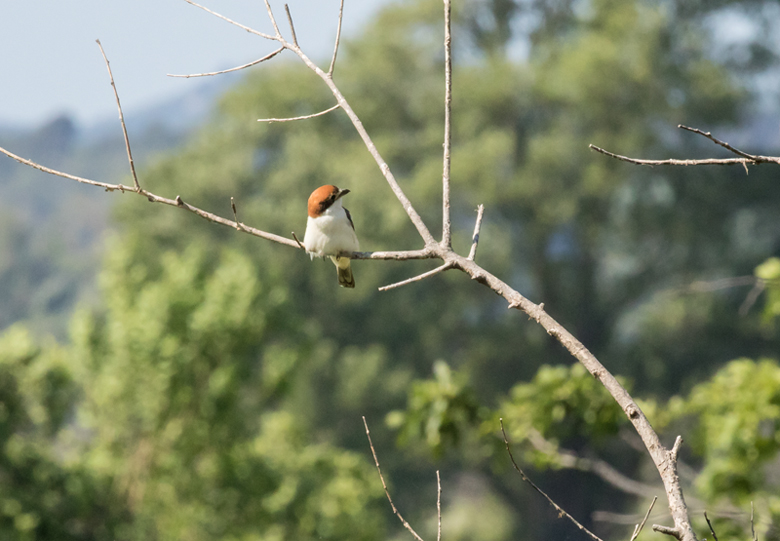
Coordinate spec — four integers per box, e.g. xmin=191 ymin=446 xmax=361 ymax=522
xmin=0 ymin=78 xmax=229 ymax=338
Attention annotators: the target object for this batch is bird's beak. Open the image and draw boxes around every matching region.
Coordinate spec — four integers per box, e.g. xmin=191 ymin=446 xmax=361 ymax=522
xmin=336 ymin=188 xmax=350 ymax=199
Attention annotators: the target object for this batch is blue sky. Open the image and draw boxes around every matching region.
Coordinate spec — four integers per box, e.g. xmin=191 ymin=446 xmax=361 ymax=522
xmin=0 ymin=0 xmax=392 ymax=127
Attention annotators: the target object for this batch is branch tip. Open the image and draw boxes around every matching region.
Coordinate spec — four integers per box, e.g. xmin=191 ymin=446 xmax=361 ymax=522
xmin=284 ymin=4 xmax=299 ymax=47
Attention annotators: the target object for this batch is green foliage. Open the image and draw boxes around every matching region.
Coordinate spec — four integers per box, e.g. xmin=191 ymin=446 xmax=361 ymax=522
xmin=0 ymin=325 xmax=126 ymax=540
xmin=679 ymin=359 xmax=780 ymax=500
xmin=387 ymin=361 xmax=481 ymax=457
xmin=66 ymin=242 xmax=384 ymax=540
xmin=500 ymin=364 xmax=627 ymax=464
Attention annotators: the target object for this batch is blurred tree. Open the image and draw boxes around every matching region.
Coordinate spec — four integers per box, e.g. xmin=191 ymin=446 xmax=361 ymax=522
xmin=0 ymin=325 xmax=127 ymax=540
xmin=67 ymin=241 xmax=385 ymax=541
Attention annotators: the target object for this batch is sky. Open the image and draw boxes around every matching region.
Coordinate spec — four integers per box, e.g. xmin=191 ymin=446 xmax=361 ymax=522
xmin=0 ymin=0 xmax=393 ymax=128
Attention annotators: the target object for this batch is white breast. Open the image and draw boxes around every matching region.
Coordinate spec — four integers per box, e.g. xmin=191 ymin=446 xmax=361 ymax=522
xmin=303 ymin=200 xmax=359 ymax=258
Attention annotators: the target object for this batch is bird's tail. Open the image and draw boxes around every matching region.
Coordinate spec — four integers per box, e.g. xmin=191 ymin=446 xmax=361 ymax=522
xmin=331 ymin=256 xmax=355 ymax=288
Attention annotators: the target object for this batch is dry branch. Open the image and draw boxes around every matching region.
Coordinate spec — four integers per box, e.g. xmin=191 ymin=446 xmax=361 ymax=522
xmin=96 ymin=40 xmax=139 ymax=191
xmin=167 ymin=47 xmax=283 ymax=78
xmin=630 ymin=497 xmax=658 ymax=541
xmin=362 ymin=417 xmax=424 ymax=541
xmin=590 ymin=124 xmax=780 ymax=170
xmin=441 ymin=0 xmax=453 ymax=249
xmin=500 ymin=419 xmax=604 ymax=541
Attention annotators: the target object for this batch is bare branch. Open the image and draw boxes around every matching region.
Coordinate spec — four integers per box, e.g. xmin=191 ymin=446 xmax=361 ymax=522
xmin=299 ymin=55 xmax=438 ymax=245
xmin=500 ymin=419 xmax=604 ymax=541
xmin=183 ymin=0 xmax=276 ymax=40
xmin=751 ymin=502 xmax=757 ymax=541
xmin=630 ymin=497 xmax=658 ymax=541
xmin=589 ymin=144 xmax=753 ymax=167
xmin=704 ymin=511 xmax=719 ymax=541
xmin=526 ymin=429 xmax=659 ymax=497
xmin=96 ymin=40 xmax=140 ymax=191
xmin=257 ymin=103 xmax=340 ymax=123
xmin=436 ymin=470 xmax=442 ymax=541
xmin=230 ymin=197 xmax=246 ymax=231
xmin=652 ymin=524 xmax=682 ymax=539
xmin=291 ymin=232 xmax=305 ymax=250
xmin=441 ymin=0 xmax=453 ymax=249
xmin=362 ymin=417 xmax=424 ymax=541
xmin=328 ymin=0 xmax=345 ymax=77
xmin=0 ymin=145 xmax=129 ymax=192
xmin=167 ymin=47 xmax=283 ymax=78
xmin=467 ymin=205 xmax=485 ymax=261
xmin=679 ymin=125 xmax=760 ymax=161
xmin=262 ymin=0 xmax=283 ymax=39
xmin=590 ymin=124 xmax=780 ymax=170
xmin=284 ymin=4 xmax=299 ymax=48
xmin=740 ymin=281 xmax=766 ymax=317
xmin=378 ymin=262 xmax=453 ymax=291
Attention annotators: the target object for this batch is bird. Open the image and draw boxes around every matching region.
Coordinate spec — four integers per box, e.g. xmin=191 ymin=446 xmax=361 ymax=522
xmin=303 ymin=184 xmax=360 ymax=288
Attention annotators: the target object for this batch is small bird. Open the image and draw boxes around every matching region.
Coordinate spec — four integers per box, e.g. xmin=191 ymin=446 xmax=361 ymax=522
xmin=303 ymin=184 xmax=360 ymax=288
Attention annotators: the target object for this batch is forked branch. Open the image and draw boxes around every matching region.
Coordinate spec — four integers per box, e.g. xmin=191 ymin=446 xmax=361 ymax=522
xmin=590 ymin=124 xmax=780 ymax=170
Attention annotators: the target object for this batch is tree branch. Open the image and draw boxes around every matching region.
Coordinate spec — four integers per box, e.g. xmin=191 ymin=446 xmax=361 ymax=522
xmin=283 ymin=4 xmax=299 ymax=48
xmin=467 ymin=205 xmax=485 ymax=261
xmin=328 ymin=0 xmax=345 ymax=77
xmin=526 ymin=428 xmax=659 ymax=498
xmin=363 ymin=417 xmax=424 ymax=541
xmin=436 ymin=470 xmax=442 ymax=541
xmin=441 ymin=0 xmax=453 ymax=249
xmin=500 ymin=419 xmax=605 ymax=541
xmin=257 ymin=103 xmax=340 ymax=123
xmin=378 ymin=262 xmax=453 ymax=291
xmin=630 ymin=497 xmax=658 ymax=541
xmin=167 ymin=47 xmax=283 ymax=78
xmin=96 ymin=40 xmax=140 ymax=191
xmin=590 ymin=124 xmax=780 ymax=170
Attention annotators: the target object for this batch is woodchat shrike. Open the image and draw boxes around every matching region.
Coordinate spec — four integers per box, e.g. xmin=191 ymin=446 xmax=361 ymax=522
xmin=303 ymin=185 xmax=360 ymax=288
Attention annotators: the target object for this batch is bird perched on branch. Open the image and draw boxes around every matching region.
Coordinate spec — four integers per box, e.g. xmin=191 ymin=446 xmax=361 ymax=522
xmin=303 ymin=184 xmax=360 ymax=288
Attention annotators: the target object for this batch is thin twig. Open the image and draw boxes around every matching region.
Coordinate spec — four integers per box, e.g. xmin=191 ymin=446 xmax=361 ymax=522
xmin=526 ymin=428 xmax=658 ymax=497
xmin=96 ymin=40 xmax=140 ymax=191
xmin=230 ymin=197 xmax=246 ymax=231
xmin=590 ymin=123 xmax=780 ymax=170
xmin=589 ymin=144 xmax=754 ymax=167
xmin=436 ymin=470 xmax=442 ymax=541
xmin=751 ymin=502 xmax=757 ymax=541
xmin=630 ymin=497 xmax=657 ymax=541
xmin=257 ymin=104 xmax=340 ymax=123
xmin=284 ymin=4 xmax=299 ymax=47
xmin=739 ymin=281 xmax=766 ymax=317
xmin=362 ymin=417 xmax=424 ymax=541
xmin=467 ymin=205 xmax=485 ymax=260
xmin=328 ymin=0 xmax=345 ymax=77
xmin=291 ymin=232 xmax=305 ymax=250
xmin=441 ymin=0 xmax=453 ymax=249
xmin=652 ymin=524 xmax=682 ymax=539
xmin=167 ymin=47 xmax=283 ymax=78
xmin=0 ymin=145 xmax=130 ymax=192
xmin=263 ymin=0 xmax=283 ymax=38
xmin=500 ymin=419 xmax=605 ymax=541
xmin=183 ymin=0 xmax=276 ymax=40
xmin=679 ymin=125 xmax=758 ymax=161
xmin=378 ymin=262 xmax=453 ymax=292
xmin=703 ymin=512 xmax=719 ymax=541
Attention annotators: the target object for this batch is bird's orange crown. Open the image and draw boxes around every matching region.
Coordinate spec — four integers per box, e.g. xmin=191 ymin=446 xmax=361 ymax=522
xmin=308 ymin=184 xmax=347 ymax=218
